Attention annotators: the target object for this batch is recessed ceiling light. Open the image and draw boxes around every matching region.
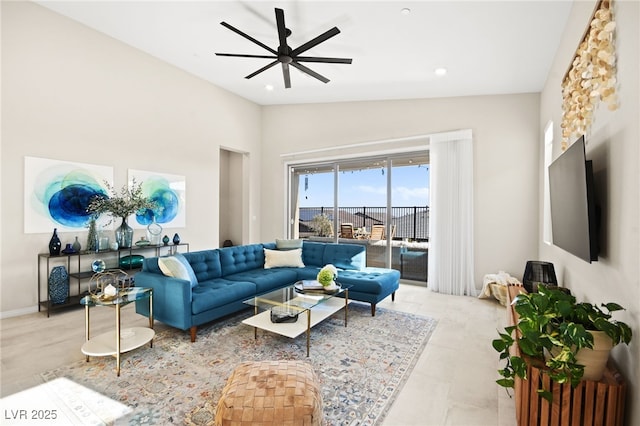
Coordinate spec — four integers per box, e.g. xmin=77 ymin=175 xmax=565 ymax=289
xmin=265 ymin=84 xmax=274 ymax=91
xmin=434 ymin=67 xmax=448 ymax=76
xmin=400 ymin=8 xmax=411 ymax=15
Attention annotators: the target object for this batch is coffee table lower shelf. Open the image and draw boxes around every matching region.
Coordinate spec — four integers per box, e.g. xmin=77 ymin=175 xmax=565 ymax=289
xmin=242 ymin=297 xmax=349 ymax=356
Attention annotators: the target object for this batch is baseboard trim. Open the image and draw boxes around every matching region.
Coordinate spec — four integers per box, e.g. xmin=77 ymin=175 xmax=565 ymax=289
xmin=0 ymin=305 xmax=39 ymax=319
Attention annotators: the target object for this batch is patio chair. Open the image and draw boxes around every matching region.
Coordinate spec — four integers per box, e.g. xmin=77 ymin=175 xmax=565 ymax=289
xmin=340 ymin=223 xmax=355 ymax=239
xmin=370 ymin=224 xmax=385 ymax=240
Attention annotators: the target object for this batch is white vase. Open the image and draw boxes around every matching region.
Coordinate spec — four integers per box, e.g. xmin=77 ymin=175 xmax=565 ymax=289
xmin=577 ymin=330 xmax=614 ymax=381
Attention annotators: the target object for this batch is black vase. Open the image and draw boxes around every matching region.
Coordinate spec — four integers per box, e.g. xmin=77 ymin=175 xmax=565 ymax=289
xmin=173 ymin=233 xmax=181 ymax=245
xmin=49 ymin=228 xmax=61 ymax=256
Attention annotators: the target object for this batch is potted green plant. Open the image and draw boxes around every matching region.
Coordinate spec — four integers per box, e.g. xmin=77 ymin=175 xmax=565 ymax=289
xmin=86 ymin=179 xmax=156 ymax=249
xmin=492 ymin=285 xmax=632 ymax=401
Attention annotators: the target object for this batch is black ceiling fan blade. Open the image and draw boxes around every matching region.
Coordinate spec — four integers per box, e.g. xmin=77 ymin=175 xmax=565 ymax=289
xmin=291 ymin=62 xmax=329 ymax=84
xmin=220 ymin=21 xmax=277 ymax=55
xmin=291 ymin=27 xmax=340 ymax=56
xmin=245 ymin=60 xmax=279 ymax=79
xmin=216 ymin=53 xmax=277 ymax=60
xmin=282 ymin=63 xmax=291 ymax=88
xmin=295 ymin=56 xmax=353 ymax=64
xmin=275 ymin=8 xmax=288 ymax=52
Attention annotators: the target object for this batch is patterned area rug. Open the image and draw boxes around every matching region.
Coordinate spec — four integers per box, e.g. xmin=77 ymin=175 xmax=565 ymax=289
xmin=42 ymin=302 xmax=437 ymax=425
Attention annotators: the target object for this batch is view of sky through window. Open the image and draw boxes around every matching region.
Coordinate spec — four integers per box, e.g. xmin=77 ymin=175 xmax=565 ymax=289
xmin=299 ymin=165 xmax=429 ymax=208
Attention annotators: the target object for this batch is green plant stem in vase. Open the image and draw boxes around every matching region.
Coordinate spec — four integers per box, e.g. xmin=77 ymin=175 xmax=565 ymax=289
xmin=86 ymin=178 xmax=157 ymax=249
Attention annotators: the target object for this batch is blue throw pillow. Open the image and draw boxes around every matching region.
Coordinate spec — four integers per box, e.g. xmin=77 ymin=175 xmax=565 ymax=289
xmin=158 ymin=253 xmax=198 ymax=288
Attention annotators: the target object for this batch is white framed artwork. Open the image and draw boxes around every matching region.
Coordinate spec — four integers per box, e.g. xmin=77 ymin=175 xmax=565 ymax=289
xmin=24 ymin=157 xmax=113 ymax=233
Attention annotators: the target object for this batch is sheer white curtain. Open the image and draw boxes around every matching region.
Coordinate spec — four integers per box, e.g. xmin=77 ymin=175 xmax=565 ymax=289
xmin=427 ymin=129 xmax=476 ymax=296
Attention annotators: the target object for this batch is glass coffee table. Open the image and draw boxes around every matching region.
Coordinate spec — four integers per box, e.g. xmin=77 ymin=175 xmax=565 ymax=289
xmin=242 ymin=282 xmax=351 ymax=356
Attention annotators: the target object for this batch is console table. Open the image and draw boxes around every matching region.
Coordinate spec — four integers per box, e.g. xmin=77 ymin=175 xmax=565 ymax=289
xmin=38 ymin=243 xmax=188 ymax=317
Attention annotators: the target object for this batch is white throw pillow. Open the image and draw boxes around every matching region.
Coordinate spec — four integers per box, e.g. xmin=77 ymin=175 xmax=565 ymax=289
xmin=264 ymin=248 xmax=305 ymax=269
xmin=158 ymin=253 xmax=198 ymax=288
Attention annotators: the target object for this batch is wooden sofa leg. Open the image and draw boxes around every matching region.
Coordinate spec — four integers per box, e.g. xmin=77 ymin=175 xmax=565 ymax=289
xmin=190 ymin=326 xmax=197 ymax=342
xmin=371 ymin=303 xmax=376 ymax=316
xmin=392 ymin=291 xmax=396 ymax=302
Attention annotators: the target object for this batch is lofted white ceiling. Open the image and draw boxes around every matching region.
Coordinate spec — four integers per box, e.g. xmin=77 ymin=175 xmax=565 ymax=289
xmin=36 ymin=1 xmax=573 ymax=106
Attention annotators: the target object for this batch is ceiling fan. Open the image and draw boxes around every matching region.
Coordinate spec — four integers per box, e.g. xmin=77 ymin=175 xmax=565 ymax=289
xmin=215 ymin=8 xmax=352 ymax=88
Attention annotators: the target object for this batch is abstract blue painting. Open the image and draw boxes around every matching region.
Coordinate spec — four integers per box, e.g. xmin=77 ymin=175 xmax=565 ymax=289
xmin=24 ymin=157 xmax=113 ymax=233
xmin=129 ymin=169 xmax=186 ymax=228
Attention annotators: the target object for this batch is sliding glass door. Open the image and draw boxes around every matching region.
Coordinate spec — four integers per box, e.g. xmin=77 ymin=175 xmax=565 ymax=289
xmin=288 ymin=152 xmax=429 ymax=282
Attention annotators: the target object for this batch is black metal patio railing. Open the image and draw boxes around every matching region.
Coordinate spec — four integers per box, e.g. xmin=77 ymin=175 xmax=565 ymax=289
xmin=299 ymin=206 xmax=429 ymax=242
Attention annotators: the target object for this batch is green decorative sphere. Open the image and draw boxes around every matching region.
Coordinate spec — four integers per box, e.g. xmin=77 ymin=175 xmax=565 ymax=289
xmin=317 ymin=269 xmax=334 ymax=286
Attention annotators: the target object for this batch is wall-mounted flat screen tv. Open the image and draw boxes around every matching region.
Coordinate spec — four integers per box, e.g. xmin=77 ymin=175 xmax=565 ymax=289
xmin=548 ymin=135 xmax=599 ymax=263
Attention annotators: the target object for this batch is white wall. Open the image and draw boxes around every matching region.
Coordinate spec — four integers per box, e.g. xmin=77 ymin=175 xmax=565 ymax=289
xmin=0 ymin=1 xmax=262 ymax=315
xmin=261 ymin=94 xmax=542 ymax=288
xmin=539 ymin=1 xmax=639 ymax=424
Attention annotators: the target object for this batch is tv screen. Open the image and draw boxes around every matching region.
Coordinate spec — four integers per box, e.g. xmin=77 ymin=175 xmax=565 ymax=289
xmin=548 ymin=135 xmax=599 ymax=262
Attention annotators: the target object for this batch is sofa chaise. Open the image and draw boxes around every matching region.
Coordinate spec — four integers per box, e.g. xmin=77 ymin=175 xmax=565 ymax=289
xmin=135 ymin=240 xmax=400 ymax=341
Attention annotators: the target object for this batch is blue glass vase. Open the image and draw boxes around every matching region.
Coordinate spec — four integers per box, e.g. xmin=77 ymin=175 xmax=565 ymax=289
xmin=115 ymin=218 xmax=133 ymax=249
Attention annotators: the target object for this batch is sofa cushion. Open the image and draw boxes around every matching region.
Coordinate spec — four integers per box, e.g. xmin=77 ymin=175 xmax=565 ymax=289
xmin=301 ymin=241 xmax=326 ymax=267
xmin=158 ymin=253 xmax=198 ymax=288
xmin=182 ymin=250 xmax=223 ymax=282
xmin=322 ymin=243 xmax=365 ymax=271
xmin=336 ymin=268 xmax=400 ymax=295
xmin=264 ymin=248 xmax=305 ymax=269
xmin=219 ymin=244 xmax=266 ymax=276
xmin=275 ymin=238 xmax=303 ymax=250
xmin=225 ymin=268 xmax=299 ymax=294
xmin=192 ymin=279 xmax=257 ymax=315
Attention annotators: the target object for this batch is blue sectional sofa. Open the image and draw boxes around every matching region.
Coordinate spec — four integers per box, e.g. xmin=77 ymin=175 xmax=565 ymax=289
xmin=135 ymin=241 xmax=400 ymax=341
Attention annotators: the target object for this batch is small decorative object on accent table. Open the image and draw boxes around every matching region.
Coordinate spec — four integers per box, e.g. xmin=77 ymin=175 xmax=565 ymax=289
xmin=147 ymin=219 xmax=162 ymax=245
xmin=173 ymin=233 xmax=181 ymax=245
xmin=135 ymin=237 xmax=150 ymax=247
xmin=92 ymin=259 xmax=106 ymax=273
xmin=72 ymin=236 xmax=81 ymax=252
xmin=162 ymin=235 xmax=170 ymax=246
xmin=62 ymin=243 xmax=76 ymax=254
xmin=89 ymin=269 xmax=130 ymax=298
xmin=103 ymin=283 xmax=118 ymax=298
xmin=48 ymin=265 xmax=69 ymax=304
xmin=317 ymin=264 xmax=338 ymax=289
xmin=48 ymin=228 xmax=61 ymax=256
xmin=119 ymin=254 xmax=145 ymax=270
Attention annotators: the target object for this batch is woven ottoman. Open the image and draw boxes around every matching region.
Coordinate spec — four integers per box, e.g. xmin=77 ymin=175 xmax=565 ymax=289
xmin=214 ymin=360 xmax=323 ymax=426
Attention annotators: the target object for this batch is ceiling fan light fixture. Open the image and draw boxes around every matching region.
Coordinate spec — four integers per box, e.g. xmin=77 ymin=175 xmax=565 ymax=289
xmin=215 ymin=8 xmax=352 ymax=89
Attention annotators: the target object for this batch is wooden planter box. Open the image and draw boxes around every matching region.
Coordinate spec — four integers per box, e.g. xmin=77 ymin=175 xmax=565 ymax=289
xmin=507 ymin=284 xmax=626 ymax=426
